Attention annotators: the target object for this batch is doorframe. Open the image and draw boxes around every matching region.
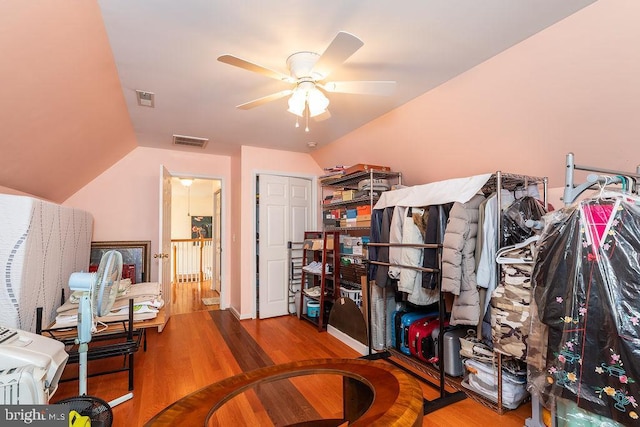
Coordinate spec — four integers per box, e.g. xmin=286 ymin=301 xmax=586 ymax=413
xmin=167 ymin=170 xmax=228 ymax=310
xmin=252 ymin=170 xmax=318 ymax=319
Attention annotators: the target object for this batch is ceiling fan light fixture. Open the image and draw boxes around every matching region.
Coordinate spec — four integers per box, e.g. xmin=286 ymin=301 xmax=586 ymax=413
xmin=287 ymin=83 xmax=329 ymax=119
xmin=287 ymin=90 xmax=306 ymax=117
xmin=307 ymin=88 xmax=329 ymax=117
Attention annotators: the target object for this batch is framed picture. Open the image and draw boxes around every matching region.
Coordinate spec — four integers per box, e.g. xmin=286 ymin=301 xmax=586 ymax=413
xmin=90 ymin=240 xmax=151 ymax=284
xmin=191 ymin=216 xmax=212 ymax=238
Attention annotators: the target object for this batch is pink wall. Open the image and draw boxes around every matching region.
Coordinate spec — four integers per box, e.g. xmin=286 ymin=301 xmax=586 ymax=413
xmin=312 ymin=0 xmax=640 ymax=192
xmin=64 ymin=146 xmax=232 ymax=306
xmin=238 ymin=146 xmax=323 ymax=318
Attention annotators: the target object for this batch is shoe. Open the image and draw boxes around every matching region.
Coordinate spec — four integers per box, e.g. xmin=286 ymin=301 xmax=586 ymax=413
xmin=302 ymin=261 xmax=320 ymax=273
xmin=304 ymin=286 xmax=321 ymax=297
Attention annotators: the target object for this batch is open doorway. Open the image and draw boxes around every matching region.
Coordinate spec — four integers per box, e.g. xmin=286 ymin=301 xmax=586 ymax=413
xmin=170 ymin=177 xmax=222 ymax=314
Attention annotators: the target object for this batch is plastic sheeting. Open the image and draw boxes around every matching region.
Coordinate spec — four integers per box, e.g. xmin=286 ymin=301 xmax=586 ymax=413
xmin=501 ymin=196 xmax=547 ymax=246
xmin=530 ymin=196 xmax=640 ymax=426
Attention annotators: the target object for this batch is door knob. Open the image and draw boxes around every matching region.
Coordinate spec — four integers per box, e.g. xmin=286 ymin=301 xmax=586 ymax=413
xmin=154 ymin=253 xmax=169 ymax=259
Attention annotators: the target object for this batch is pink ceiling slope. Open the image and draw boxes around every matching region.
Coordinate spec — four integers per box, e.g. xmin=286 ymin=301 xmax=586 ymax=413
xmin=0 ymin=1 xmax=136 ymax=203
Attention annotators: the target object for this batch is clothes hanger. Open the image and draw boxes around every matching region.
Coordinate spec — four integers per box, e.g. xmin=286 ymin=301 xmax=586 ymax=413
xmin=496 ymin=235 xmax=540 ymax=264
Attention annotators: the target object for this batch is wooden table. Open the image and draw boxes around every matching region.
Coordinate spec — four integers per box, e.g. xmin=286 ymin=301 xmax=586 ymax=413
xmin=145 ymin=358 xmax=424 ymax=426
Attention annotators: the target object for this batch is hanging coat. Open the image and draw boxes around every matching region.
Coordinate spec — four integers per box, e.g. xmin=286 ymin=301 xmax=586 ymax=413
xmin=441 ymin=194 xmax=485 ymax=325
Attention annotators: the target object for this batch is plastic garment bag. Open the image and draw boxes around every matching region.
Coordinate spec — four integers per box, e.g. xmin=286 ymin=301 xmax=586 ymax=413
xmin=502 ymin=196 xmax=547 ymax=246
xmin=530 ymin=196 xmax=640 ymax=425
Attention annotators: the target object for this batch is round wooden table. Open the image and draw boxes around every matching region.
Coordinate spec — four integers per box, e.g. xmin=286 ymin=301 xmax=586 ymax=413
xmin=145 ymin=358 xmax=423 ymax=426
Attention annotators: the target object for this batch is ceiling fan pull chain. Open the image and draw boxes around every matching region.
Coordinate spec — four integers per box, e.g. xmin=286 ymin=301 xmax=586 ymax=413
xmin=305 ymin=109 xmax=310 ymax=132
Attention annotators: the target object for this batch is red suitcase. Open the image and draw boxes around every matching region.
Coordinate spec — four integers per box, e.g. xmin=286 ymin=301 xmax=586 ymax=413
xmin=407 ymin=316 xmax=440 ymax=361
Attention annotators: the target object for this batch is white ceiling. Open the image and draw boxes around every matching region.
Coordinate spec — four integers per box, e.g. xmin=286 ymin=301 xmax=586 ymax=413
xmin=97 ymin=0 xmax=596 ymax=156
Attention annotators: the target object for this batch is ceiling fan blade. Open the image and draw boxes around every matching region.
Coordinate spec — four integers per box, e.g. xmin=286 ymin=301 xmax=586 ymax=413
xmin=236 ymin=90 xmax=292 ymax=110
xmin=321 ymin=81 xmax=396 ymax=96
xmin=312 ymin=31 xmax=364 ymax=78
xmin=218 ymin=54 xmax=293 ymax=82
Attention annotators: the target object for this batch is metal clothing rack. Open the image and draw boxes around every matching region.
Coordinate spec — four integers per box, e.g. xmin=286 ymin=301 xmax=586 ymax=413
xmin=363 ymin=171 xmax=549 ymax=416
xmin=563 ymin=152 xmax=640 ymax=205
xmin=364 ymin=204 xmax=468 ymax=415
xmin=487 ymin=171 xmax=547 ymax=416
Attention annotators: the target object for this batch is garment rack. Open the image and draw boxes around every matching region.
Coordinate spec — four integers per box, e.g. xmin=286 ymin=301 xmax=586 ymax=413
xmin=526 ymin=153 xmax=640 ymax=427
xmin=564 ymin=152 xmax=640 ymax=204
xmin=364 ymin=172 xmax=548 ymax=416
xmin=363 ymin=204 xmax=468 ymax=415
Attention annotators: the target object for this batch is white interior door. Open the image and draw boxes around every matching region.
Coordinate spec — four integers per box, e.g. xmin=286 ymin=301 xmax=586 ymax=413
xmin=289 ymin=177 xmax=313 ymax=248
xmin=157 ymin=165 xmax=172 ymax=331
xmin=258 ymin=175 xmax=312 ymax=319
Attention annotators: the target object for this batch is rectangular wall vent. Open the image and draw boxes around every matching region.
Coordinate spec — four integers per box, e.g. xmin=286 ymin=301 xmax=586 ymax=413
xmin=136 ymin=90 xmax=155 ymax=108
xmin=173 ymin=134 xmax=209 ymax=148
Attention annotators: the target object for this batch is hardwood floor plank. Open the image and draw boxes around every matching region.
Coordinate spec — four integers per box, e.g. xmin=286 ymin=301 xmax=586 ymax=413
xmin=50 ymin=306 xmax=532 ymax=426
xmin=209 ymin=310 xmax=322 ymax=425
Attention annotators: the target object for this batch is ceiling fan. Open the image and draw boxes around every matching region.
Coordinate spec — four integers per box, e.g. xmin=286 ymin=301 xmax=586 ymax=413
xmin=217 ymin=31 xmax=395 ymax=129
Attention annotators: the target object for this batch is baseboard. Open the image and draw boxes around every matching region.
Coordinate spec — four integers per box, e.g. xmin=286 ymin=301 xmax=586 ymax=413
xmin=327 ymin=325 xmax=369 ymax=356
xmin=229 ymin=306 xmax=252 ymax=320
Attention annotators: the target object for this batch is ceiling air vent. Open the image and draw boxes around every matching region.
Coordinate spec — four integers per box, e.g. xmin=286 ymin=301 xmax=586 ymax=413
xmin=173 ymin=134 xmax=209 ymax=149
xmin=135 ymin=90 xmax=155 ymax=108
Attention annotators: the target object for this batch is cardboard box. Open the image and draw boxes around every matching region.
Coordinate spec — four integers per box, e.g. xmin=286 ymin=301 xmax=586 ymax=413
xmin=346 ymin=209 xmax=358 ymax=219
xmin=357 ymin=214 xmax=371 ymax=221
xmin=303 ymin=237 xmax=334 ymax=250
xmin=342 ymin=190 xmax=357 ymax=201
xmin=344 ymin=164 xmax=390 ymax=175
xmin=356 ymin=205 xmax=372 ymax=216
xmin=323 ymin=218 xmax=340 ymax=227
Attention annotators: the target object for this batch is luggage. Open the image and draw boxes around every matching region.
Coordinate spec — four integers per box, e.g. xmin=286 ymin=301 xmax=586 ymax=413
xmin=399 ymin=311 xmax=437 ymax=355
xmin=343 ymin=163 xmax=390 ymax=175
xmin=408 ymin=316 xmax=442 ymax=362
xmin=391 ymin=310 xmax=406 ymax=351
xmin=432 ymin=327 xmax=466 ymax=376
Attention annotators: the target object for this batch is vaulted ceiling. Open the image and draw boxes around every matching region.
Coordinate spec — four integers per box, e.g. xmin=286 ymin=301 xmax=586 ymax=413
xmin=0 ymin=1 xmax=596 ymax=203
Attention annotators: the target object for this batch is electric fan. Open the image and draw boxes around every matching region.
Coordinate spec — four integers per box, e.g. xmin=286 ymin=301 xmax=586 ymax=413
xmin=65 ymin=250 xmax=132 ymax=408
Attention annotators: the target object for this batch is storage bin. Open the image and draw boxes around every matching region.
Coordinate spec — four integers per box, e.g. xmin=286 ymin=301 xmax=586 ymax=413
xmin=340 ymin=286 xmax=362 ymax=307
xmin=307 ymin=301 xmax=320 ymax=317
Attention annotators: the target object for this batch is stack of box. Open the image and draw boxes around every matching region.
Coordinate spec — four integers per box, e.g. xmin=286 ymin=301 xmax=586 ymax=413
xmin=356 ymin=205 xmax=371 ymax=228
xmin=339 ymin=236 xmax=370 ymax=257
xmin=339 ymin=206 xmax=371 ymax=228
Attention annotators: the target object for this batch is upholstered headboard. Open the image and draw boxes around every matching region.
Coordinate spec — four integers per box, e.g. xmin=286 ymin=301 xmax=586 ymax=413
xmin=0 ymin=194 xmax=93 ymax=332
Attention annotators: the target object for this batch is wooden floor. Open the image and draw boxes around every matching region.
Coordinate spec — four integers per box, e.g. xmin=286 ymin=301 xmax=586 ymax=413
xmin=51 ymin=284 xmax=533 ymax=426
xmin=170 ymin=279 xmax=220 ymax=315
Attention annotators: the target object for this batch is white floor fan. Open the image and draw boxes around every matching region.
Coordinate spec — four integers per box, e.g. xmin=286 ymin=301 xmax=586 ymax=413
xmin=68 ymin=250 xmax=133 ymax=408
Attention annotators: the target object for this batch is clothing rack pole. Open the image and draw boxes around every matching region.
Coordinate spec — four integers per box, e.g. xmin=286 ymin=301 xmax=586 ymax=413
xmin=495 ymin=171 xmax=505 ymax=414
xmin=564 ymin=152 xmax=640 ymax=205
